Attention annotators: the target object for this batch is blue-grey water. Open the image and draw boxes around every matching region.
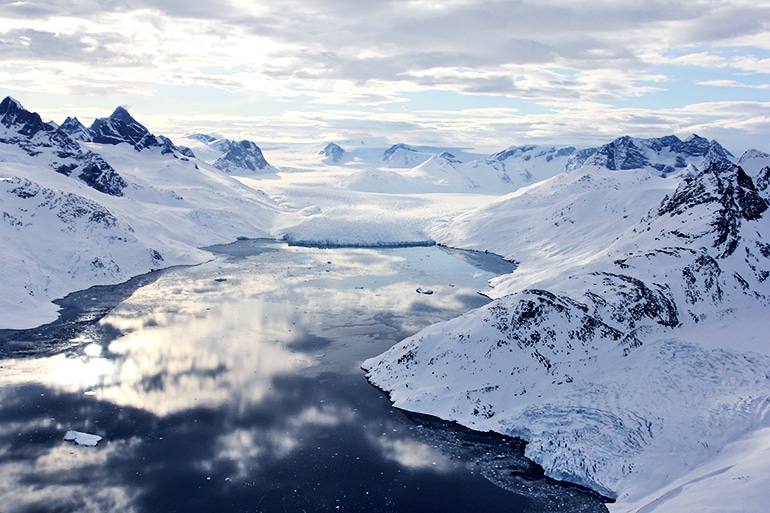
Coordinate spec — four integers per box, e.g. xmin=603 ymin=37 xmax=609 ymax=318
xmin=0 ymin=240 xmax=606 ymax=513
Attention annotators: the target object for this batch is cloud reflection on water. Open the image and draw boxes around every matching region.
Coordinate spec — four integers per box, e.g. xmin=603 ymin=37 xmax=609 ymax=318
xmin=0 ymin=242 xmax=543 ymax=513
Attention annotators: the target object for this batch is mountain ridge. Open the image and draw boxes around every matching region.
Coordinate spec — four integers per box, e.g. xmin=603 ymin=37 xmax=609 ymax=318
xmin=364 ymin=158 xmax=770 ymax=508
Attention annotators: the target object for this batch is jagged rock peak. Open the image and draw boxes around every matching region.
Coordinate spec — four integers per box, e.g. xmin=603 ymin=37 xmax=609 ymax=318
xmin=0 ymin=96 xmax=25 ymax=121
xmin=583 ymin=134 xmax=733 ymax=173
xmin=0 ymin=95 xmax=23 ymax=111
xmin=108 ymin=105 xmax=135 ymax=124
xmin=657 ymin=160 xmax=768 ymax=257
xmin=212 ymin=139 xmax=270 ymax=173
xmin=60 ymin=116 xmax=92 ymax=142
xmin=89 ymin=106 xmax=161 ymax=151
xmin=0 ymin=97 xmax=127 ymax=196
xmin=0 ymin=96 xmax=54 ymax=138
xmin=320 ymin=142 xmax=346 ymax=163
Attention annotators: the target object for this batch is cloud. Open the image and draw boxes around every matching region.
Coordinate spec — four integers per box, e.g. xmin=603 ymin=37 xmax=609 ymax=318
xmin=1 ymin=1 xmax=768 ymax=152
xmin=698 ymin=79 xmax=770 ymax=89
xmin=0 ymin=28 xmax=139 ymax=64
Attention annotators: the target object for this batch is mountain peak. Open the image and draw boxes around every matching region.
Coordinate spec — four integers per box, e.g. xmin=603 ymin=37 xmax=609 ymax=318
xmin=0 ymin=96 xmax=24 ymax=115
xmin=657 ymin=160 xmax=768 ymax=257
xmin=437 ymin=151 xmax=462 ymax=164
xmin=0 ymin=96 xmax=46 ymax=133
xmin=109 ymin=105 xmax=137 ymax=124
xmin=90 ymin=106 xmax=161 ymax=151
xmin=383 ymin=143 xmax=415 ymax=161
xmin=212 ymin=139 xmax=270 ymax=173
xmin=320 ymin=142 xmax=346 ymax=163
xmin=60 ymin=116 xmax=92 ymax=142
xmin=582 ymin=134 xmax=733 ymax=174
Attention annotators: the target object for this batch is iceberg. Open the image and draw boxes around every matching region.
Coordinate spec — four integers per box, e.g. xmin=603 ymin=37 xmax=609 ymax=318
xmin=64 ymin=430 xmax=103 ymax=447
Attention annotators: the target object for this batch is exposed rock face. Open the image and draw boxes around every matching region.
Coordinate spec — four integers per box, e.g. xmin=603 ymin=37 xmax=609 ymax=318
xmin=562 ymin=134 xmax=733 ymax=174
xmin=363 ymin=159 xmax=770 ymax=502
xmin=657 ymin=161 xmax=768 ymax=257
xmin=212 ymin=139 xmax=270 ymax=173
xmin=0 ymin=96 xmax=127 ymax=196
xmin=582 ymin=134 xmax=733 ymax=174
xmin=59 ymin=116 xmax=92 ymax=142
xmin=90 ymin=106 xmax=162 ymax=151
xmin=320 ymin=142 xmax=346 ymax=163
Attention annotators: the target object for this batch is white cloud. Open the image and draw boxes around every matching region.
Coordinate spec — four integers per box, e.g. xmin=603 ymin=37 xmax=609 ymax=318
xmin=698 ymin=79 xmax=770 ymax=89
xmin=1 ymin=1 xmax=768 ymax=151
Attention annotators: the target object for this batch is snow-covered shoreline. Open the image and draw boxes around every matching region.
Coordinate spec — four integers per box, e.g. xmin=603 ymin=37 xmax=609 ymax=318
xmin=3 ymin=96 xmax=770 ymax=511
xmin=364 ymin=157 xmax=770 ymax=512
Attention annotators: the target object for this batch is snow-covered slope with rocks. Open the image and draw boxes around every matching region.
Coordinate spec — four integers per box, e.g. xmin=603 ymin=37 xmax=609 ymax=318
xmin=570 ymin=134 xmax=733 ymax=174
xmin=364 ymin=157 xmax=770 ymax=512
xmin=0 ymin=97 xmax=128 ymax=197
xmin=178 ymin=133 xmax=271 ymax=173
xmin=320 ymin=142 xmax=348 ymax=164
xmin=0 ymin=98 xmax=280 ymax=328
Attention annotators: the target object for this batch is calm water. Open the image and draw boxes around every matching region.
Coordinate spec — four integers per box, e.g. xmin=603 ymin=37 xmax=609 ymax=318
xmin=0 ymin=240 xmax=606 ymax=513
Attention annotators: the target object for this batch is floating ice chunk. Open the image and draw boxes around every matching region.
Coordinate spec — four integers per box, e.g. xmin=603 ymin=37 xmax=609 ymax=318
xmin=64 ymin=430 xmax=102 ymax=447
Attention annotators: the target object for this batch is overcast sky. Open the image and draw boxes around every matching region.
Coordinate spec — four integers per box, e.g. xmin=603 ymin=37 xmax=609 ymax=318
xmin=1 ymin=0 xmax=768 ymax=153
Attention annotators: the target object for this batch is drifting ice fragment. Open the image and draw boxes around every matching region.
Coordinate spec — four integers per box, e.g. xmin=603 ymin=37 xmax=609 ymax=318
xmin=64 ymin=430 xmax=102 ymax=447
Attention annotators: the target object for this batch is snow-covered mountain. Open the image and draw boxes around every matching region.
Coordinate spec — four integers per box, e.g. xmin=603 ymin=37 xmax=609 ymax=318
xmin=491 ymin=144 xmax=576 ymax=184
xmin=179 ymin=133 xmax=271 ymax=174
xmin=381 ymin=143 xmax=431 ymax=168
xmin=59 ymin=116 xmax=92 ymax=142
xmin=335 ymin=136 xmax=733 ymax=195
xmin=364 ymin=157 xmax=770 ymax=511
xmin=3 ymin=95 xmax=770 ymax=512
xmin=0 ymin=96 xmax=128 ymax=197
xmin=0 ymin=98 xmax=280 ymax=328
xmin=569 ymin=134 xmax=733 ymax=174
xmin=319 ymin=142 xmax=348 ymax=164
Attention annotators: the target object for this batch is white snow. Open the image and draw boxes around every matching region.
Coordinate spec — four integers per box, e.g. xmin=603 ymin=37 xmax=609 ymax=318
xmin=364 ymin=161 xmax=770 ymax=510
xmin=64 ymin=430 xmax=102 ymax=447
xmin=4 ymin=97 xmax=770 ymax=511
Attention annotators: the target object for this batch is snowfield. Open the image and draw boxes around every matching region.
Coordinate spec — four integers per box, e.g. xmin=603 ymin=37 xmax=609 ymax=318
xmin=3 ymin=97 xmax=770 ymax=511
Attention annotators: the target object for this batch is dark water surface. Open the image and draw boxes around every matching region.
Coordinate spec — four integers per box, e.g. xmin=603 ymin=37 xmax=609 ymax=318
xmin=0 ymin=240 xmax=606 ymax=513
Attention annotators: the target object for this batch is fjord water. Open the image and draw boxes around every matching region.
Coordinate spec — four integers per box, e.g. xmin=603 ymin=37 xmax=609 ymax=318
xmin=0 ymin=240 xmax=605 ymax=512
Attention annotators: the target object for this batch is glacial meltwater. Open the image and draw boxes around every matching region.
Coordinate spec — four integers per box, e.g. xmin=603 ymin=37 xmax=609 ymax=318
xmin=0 ymin=240 xmax=607 ymax=512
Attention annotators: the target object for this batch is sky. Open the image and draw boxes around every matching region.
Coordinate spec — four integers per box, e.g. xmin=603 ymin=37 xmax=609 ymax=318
xmin=0 ymin=0 xmax=769 ymax=154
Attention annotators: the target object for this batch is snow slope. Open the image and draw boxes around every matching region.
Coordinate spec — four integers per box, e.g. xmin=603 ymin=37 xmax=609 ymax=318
xmin=364 ymin=159 xmax=770 ymax=511
xmin=0 ymin=99 xmax=280 ymax=328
